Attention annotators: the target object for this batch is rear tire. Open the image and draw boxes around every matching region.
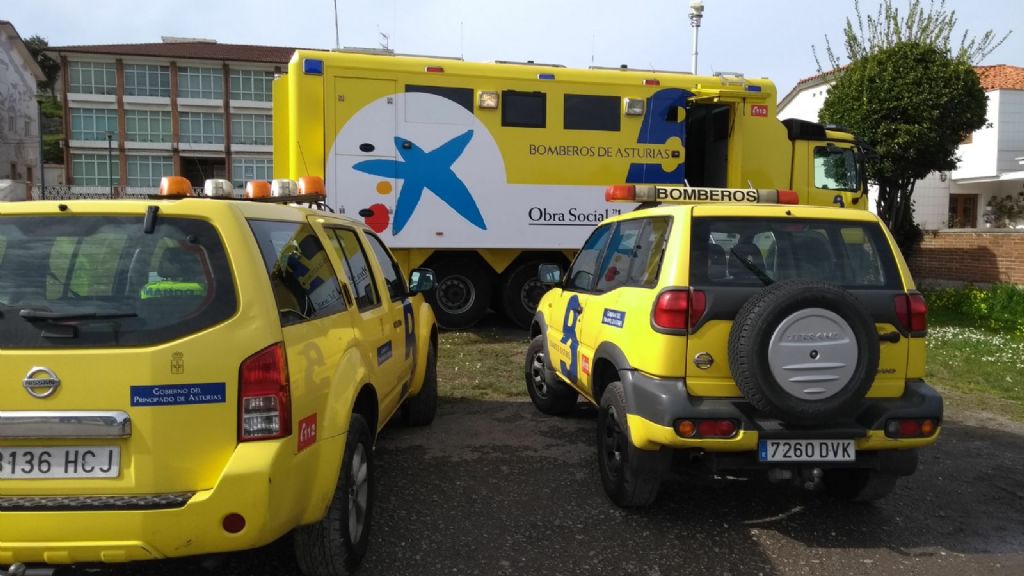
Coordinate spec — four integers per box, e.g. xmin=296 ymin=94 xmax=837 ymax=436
xmin=404 ymin=342 xmax=438 ymax=426
xmin=426 ymin=256 xmax=492 ymax=330
xmin=596 ymin=382 xmax=669 ymax=507
xmin=822 ymin=468 xmax=898 ymax=502
xmin=294 ymin=415 xmax=374 ymax=576
xmin=500 ymin=260 xmax=549 ymax=329
xmin=524 ymin=335 xmax=578 ymax=415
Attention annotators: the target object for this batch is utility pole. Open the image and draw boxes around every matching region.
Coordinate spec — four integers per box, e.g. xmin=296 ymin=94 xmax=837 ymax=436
xmin=689 ymin=0 xmax=704 ymax=74
xmin=106 ymin=131 xmax=113 ymax=197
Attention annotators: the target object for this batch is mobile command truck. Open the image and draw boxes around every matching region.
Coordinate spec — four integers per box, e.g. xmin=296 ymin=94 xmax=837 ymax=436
xmin=273 ymin=50 xmax=868 ymax=328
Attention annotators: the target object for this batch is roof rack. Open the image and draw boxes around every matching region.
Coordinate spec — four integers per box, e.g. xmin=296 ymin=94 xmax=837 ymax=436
xmin=493 ymin=60 xmax=566 ymax=68
xmin=589 ymin=65 xmax=692 ymax=75
xmin=146 ymin=193 xmax=336 ymax=213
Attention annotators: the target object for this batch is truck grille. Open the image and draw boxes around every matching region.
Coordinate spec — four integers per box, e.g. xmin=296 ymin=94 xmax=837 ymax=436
xmin=0 ymin=492 xmax=194 ymax=512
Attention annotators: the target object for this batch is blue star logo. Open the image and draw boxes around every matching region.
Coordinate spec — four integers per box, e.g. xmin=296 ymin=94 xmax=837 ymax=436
xmin=353 ymin=130 xmax=487 ymax=234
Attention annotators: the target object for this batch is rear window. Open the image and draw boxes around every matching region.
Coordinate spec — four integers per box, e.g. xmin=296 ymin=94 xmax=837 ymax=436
xmin=690 ymin=218 xmax=900 ymax=289
xmin=0 ymin=215 xmax=236 ymax=349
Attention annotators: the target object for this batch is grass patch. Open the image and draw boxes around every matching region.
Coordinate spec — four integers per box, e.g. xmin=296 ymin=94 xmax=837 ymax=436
xmin=926 ymin=323 xmax=1024 ymax=419
xmin=437 ymin=318 xmax=529 ymax=400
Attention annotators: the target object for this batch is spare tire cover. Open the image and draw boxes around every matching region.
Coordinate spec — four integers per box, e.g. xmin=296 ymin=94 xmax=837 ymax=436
xmin=727 ymin=279 xmax=879 ymax=425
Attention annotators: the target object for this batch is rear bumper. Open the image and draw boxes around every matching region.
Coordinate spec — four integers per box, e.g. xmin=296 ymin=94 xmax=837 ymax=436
xmin=621 ymin=372 xmax=942 ymax=470
xmin=0 ymin=434 xmax=345 ymax=565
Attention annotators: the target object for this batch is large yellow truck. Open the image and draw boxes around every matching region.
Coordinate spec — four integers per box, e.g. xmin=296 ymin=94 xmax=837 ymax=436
xmin=273 ymin=49 xmax=867 ymax=328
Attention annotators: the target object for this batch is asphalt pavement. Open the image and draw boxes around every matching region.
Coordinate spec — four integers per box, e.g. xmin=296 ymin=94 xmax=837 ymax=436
xmin=87 ymin=398 xmax=1024 ymax=576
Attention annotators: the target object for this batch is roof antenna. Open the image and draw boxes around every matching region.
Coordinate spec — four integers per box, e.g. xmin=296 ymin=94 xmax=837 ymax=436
xmin=298 ymin=142 xmax=311 ymax=176
xmin=460 ymin=21 xmax=464 ymax=60
xmin=333 ymin=0 xmax=341 ymax=50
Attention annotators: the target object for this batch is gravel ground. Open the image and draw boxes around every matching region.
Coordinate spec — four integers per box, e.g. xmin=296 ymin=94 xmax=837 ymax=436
xmin=99 ymin=397 xmax=1024 ymax=576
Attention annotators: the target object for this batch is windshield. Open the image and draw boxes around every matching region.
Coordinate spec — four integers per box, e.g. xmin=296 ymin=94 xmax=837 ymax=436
xmin=0 ymin=215 xmax=236 ymax=348
xmin=814 ymin=146 xmax=861 ymax=192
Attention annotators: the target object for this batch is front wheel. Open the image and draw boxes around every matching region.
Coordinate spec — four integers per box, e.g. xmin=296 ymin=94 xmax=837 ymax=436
xmin=426 ymin=256 xmax=492 ymax=330
xmin=596 ymin=382 xmax=670 ymax=508
xmin=294 ymin=414 xmax=374 ymax=576
xmin=404 ymin=342 xmax=438 ymax=426
xmin=524 ymin=335 xmax=578 ymax=415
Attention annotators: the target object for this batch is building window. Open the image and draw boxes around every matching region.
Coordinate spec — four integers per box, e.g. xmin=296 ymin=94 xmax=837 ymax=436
xmin=231 ymin=113 xmax=272 ymax=145
xmin=68 ymin=62 xmax=117 ymax=95
xmin=230 ymin=69 xmax=274 ymax=102
xmin=501 ymin=90 xmax=546 ymax=128
xmin=178 ymin=67 xmax=223 ymax=100
xmin=564 ymin=94 xmax=621 ymax=131
xmin=125 ymin=110 xmax=172 ymax=143
xmin=127 ymin=155 xmax=173 ymax=187
xmin=232 ymin=158 xmax=273 ymax=187
xmin=948 ymin=194 xmax=978 ymax=229
xmin=71 ymin=153 xmax=119 ymax=186
xmin=123 ymin=64 xmax=170 ymax=97
xmin=179 ymin=112 xmax=224 ymax=144
xmin=70 ymin=108 xmax=118 ymax=141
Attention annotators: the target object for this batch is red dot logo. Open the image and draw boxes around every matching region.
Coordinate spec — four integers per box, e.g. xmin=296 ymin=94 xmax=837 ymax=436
xmin=363 ymin=203 xmax=390 ymax=233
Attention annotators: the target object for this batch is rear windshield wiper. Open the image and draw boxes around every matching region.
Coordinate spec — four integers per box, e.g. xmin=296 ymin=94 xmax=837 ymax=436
xmin=730 ymin=248 xmax=774 ymax=286
xmin=20 ymin=309 xmax=138 ymax=322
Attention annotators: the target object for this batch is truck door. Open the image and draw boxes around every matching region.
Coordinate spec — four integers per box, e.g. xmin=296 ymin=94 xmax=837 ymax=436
xmin=331 ymin=78 xmax=398 ymax=227
xmin=808 ymin=143 xmax=862 ymax=209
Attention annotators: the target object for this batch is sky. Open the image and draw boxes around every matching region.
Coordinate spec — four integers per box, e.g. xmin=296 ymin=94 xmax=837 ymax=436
xmin=5 ymin=0 xmax=1022 ymax=99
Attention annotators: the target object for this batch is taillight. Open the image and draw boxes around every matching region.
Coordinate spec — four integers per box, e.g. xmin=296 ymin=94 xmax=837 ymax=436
xmin=894 ymin=293 xmax=928 ymax=334
xmin=653 ymin=289 xmax=706 ymax=332
xmin=239 ymin=343 xmax=291 ymax=442
xmin=675 ymin=419 xmax=739 ymax=438
xmin=885 ymin=418 xmax=939 ymax=438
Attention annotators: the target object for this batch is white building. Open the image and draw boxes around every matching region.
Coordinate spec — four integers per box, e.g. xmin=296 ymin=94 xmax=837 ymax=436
xmin=779 ymin=65 xmax=1024 ymax=229
xmin=47 ymin=38 xmax=297 ymax=192
xmin=0 ymin=20 xmax=46 ymax=189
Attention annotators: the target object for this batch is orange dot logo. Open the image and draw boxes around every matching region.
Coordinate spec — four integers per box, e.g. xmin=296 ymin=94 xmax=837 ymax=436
xmin=376 ymin=181 xmax=393 ymax=195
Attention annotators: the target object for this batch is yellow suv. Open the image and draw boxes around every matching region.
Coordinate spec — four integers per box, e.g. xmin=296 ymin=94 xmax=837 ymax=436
xmin=527 ymin=186 xmax=942 ymax=507
xmin=0 ymin=194 xmax=438 ymax=575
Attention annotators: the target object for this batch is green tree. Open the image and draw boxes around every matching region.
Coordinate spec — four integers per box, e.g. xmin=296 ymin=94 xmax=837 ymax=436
xmin=813 ymin=0 xmax=1009 ymax=253
xmin=819 ymin=42 xmax=986 ymax=252
xmin=24 ymin=35 xmax=60 ymax=96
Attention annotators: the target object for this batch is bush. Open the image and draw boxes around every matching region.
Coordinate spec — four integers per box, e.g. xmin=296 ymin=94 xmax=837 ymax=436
xmin=925 ymin=284 xmax=1024 ymax=336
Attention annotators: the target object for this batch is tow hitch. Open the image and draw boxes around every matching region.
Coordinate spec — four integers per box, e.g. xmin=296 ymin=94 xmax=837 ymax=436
xmin=767 ymin=466 xmax=824 ymax=490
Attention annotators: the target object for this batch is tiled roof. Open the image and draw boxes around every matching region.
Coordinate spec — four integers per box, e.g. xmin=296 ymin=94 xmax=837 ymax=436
xmin=782 ymin=63 xmax=1024 ymax=107
xmin=0 ymin=20 xmax=47 ymax=81
xmin=48 ymin=41 xmax=303 ymax=65
xmin=975 ymin=65 xmax=1024 ymax=91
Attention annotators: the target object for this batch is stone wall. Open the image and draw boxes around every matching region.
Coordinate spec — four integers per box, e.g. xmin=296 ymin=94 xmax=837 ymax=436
xmin=909 ymin=230 xmax=1024 ymax=285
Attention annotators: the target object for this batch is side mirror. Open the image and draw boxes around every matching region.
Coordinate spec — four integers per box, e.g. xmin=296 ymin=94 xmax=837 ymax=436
xmin=409 ymin=268 xmax=436 ymax=293
xmin=537 ymin=264 xmax=563 ymax=285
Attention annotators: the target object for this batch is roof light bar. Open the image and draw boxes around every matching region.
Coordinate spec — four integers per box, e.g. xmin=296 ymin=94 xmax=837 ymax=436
xmin=604 ymin=185 xmax=802 ymax=205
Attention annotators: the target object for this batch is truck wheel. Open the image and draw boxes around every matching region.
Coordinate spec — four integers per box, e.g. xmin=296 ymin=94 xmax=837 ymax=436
xmin=501 ymin=260 xmax=549 ymax=329
xmin=728 ymin=279 xmax=879 ymax=426
xmin=822 ymin=469 xmax=898 ymax=502
xmin=525 ymin=335 xmax=578 ymax=415
xmin=404 ymin=342 xmax=438 ymax=426
xmin=596 ymin=381 xmax=670 ymax=507
xmin=294 ymin=415 xmax=374 ymax=576
xmin=427 ymin=256 xmax=492 ymax=329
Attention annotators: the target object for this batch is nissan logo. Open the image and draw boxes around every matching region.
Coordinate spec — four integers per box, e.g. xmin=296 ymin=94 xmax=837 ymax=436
xmin=23 ymin=367 xmax=61 ymax=399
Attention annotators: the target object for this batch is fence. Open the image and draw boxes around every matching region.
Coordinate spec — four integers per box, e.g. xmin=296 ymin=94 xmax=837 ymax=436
xmin=909 ymin=229 xmax=1024 ymax=286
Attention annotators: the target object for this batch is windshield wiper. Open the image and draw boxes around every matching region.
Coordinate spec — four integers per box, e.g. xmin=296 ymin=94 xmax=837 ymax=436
xmin=20 ymin=309 xmax=138 ymax=322
xmin=730 ymin=248 xmax=774 ymax=286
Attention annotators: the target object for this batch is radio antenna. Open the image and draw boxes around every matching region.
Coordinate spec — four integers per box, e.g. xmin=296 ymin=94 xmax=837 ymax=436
xmin=332 ymin=0 xmax=340 ymax=50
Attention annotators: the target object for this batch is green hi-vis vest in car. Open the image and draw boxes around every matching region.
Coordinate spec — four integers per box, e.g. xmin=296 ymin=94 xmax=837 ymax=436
xmin=140 ymin=281 xmax=207 ymax=299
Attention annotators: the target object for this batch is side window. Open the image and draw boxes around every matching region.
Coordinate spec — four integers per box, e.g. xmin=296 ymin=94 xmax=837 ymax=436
xmin=249 ymin=220 xmax=346 ymax=325
xmin=595 ymin=220 xmax=644 ymax=293
xmin=627 ymin=218 xmax=671 ymax=287
xmin=328 ymin=228 xmax=380 ymax=311
xmin=406 ymin=85 xmax=474 ymax=112
xmin=814 ymin=146 xmax=860 ymax=191
xmin=364 ymin=233 xmax=408 ymax=302
xmin=564 ymin=94 xmax=621 ymax=131
xmin=502 ymin=90 xmax=546 ymax=128
xmin=566 ymin=224 xmax=612 ymax=291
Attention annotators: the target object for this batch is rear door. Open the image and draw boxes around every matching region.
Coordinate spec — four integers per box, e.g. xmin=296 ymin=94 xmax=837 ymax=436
xmin=0 ymin=210 xmax=243 ymax=495
xmin=684 ymin=214 xmax=909 ymax=398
